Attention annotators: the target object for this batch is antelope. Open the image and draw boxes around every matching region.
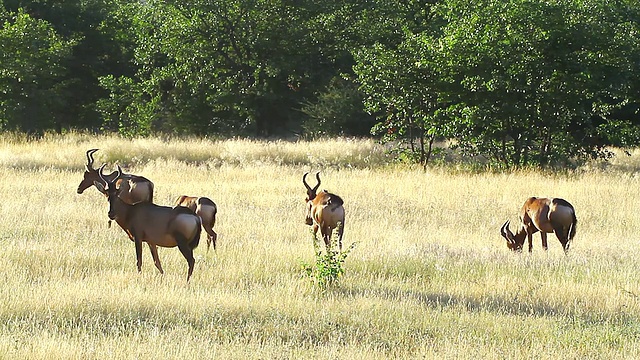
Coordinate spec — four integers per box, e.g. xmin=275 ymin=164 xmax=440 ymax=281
xmin=77 ymin=148 xmax=154 ymax=204
xmin=94 ymin=164 xmax=202 ymax=282
xmin=500 ymin=197 xmax=577 ymax=253
xmin=303 ymin=172 xmax=345 ymax=251
xmin=174 ymin=195 xmax=218 ymax=251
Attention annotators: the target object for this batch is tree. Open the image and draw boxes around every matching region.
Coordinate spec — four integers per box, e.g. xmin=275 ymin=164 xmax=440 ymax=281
xmin=300 ymin=75 xmax=375 ymax=138
xmin=97 ymin=0 xmax=349 ymax=137
xmin=0 ymin=8 xmax=74 ymax=132
xmin=353 ymin=2 xmax=447 ymax=168
xmin=355 ymin=0 xmax=640 ymax=168
xmin=433 ymin=0 xmax=640 ymax=167
xmin=2 ymin=0 xmax=137 ymax=132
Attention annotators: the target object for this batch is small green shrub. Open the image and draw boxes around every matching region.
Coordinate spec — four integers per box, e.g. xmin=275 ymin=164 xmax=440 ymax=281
xmin=301 ymin=224 xmax=354 ymax=291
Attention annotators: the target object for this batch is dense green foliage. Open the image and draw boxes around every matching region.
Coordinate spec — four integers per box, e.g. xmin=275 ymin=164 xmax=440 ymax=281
xmin=1 ymin=0 xmax=640 ymax=167
xmin=355 ymin=0 xmax=640 ymax=168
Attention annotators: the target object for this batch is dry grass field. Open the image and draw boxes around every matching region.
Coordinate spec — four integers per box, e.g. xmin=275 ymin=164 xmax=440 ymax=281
xmin=0 ymin=133 xmax=639 ymax=359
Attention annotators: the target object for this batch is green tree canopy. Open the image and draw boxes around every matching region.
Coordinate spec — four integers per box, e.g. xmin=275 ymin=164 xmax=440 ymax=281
xmin=0 ymin=7 xmax=75 ymax=132
xmin=355 ymin=0 xmax=640 ymax=168
xmin=97 ymin=0 xmax=371 ymax=137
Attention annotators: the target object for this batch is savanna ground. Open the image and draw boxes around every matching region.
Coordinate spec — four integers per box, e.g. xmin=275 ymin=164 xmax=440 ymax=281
xmin=0 ymin=133 xmax=639 ymax=359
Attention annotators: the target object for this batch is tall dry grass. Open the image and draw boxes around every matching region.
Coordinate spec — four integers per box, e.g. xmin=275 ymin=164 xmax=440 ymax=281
xmin=0 ymin=133 xmax=639 ymax=359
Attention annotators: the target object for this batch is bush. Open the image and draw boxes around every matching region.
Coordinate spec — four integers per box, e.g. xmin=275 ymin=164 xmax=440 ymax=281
xmin=301 ymin=224 xmax=354 ymax=291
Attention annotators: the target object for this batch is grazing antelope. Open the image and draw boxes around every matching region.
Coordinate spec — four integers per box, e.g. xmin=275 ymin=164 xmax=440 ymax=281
xmin=500 ymin=197 xmax=577 ymax=253
xmin=174 ymin=195 xmax=218 ymax=251
xmin=303 ymin=172 xmax=345 ymax=251
xmin=77 ymin=148 xmax=154 ymax=204
xmin=95 ymin=164 xmax=202 ymax=282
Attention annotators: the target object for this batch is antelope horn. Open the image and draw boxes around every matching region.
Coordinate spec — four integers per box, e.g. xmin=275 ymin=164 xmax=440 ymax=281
xmin=500 ymin=220 xmax=515 ymax=243
xmin=313 ymin=172 xmax=321 ymax=192
xmin=97 ymin=163 xmax=110 ymax=185
xmin=85 ymin=149 xmax=99 ymax=169
xmin=98 ymin=163 xmax=121 ymax=187
xmin=303 ymin=172 xmax=312 ymax=192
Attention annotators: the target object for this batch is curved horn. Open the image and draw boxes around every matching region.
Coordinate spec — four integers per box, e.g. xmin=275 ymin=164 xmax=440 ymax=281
xmin=500 ymin=220 xmax=508 ymax=237
xmin=97 ymin=163 xmax=110 ymax=185
xmin=85 ymin=149 xmax=99 ymax=168
xmin=500 ymin=220 xmax=515 ymax=243
xmin=98 ymin=163 xmax=122 ymax=187
xmin=115 ymin=164 xmax=123 ymax=179
xmin=302 ymin=172 xmax=312 ymax=192
xmin=313 ymin=172 xmax=321 ymax=192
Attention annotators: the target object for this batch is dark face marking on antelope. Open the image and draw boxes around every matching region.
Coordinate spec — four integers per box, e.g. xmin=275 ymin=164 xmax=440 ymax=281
xmin=500 ymin=220 xmax=525 ymax=252
xmin=305 ymin=201 xmax=314 ymax=225
xmin=303 ymin=172 xmax=321 ymax=201
xmin=77 ymin=149 xmax=99 ymax=194
xmin=303 ymin=172 xmax=322 ymax=224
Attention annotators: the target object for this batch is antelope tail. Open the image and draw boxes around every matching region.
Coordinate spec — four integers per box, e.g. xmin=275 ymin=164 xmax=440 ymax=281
xmin=568 ymin=212 xmax=577 ymax=241
xmin=211 ymin=204 xmax=217 ymax=227
xmin=148 ymin=182 xmax=155 ymax=203
xmin=191 ymin=217 xmax=202 ymax=250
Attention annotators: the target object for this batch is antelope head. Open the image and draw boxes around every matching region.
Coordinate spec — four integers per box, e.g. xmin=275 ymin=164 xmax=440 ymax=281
xmin=95 ymin=163 xmax=123 ymax=220
xmin=303 ymin=172 xmax=321 ymax=201
xmin=500 ymin=220 xmax=526 ymax=252
xmin=303 ymin=172 xmax=322 ymax=225
xmin=77 ymin=149 xmax=100 ymax=194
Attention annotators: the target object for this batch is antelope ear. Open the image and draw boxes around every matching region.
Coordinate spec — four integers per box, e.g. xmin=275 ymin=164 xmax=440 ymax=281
xmin=93 ymin=181 xmax=106 ymax=194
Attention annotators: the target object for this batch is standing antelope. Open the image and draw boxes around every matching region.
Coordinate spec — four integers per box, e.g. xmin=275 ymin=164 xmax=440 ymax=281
xmin=95 ymin=164 xmax=202 ymax=282
xmin=303 ymin=172 xmax=345 ymax=251
xmin=174 ymin=195 xmax=218 ymax=251
xmin=500 ymin=197 xmax=577 ymax=253
xmin=77 ymin=148 xmax=154 ymax=204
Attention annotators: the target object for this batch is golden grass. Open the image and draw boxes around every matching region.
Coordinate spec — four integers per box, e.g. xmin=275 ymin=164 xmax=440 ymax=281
xmin=0 ymin=133 xmax=639 ymax=359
